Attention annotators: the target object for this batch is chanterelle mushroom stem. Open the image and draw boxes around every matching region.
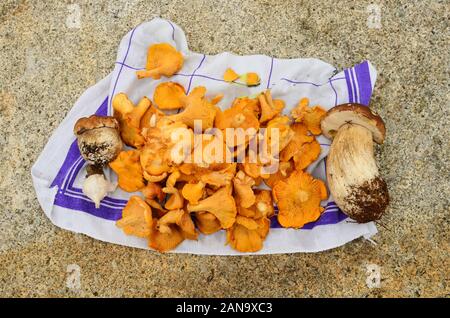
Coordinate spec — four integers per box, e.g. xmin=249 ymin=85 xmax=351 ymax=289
xmin=321 ymin=103 xmax=389 ymax=223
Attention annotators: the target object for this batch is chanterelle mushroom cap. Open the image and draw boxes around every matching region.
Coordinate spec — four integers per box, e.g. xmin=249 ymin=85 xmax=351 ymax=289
xmin=321 ymin=103 xmax=386 ymax=144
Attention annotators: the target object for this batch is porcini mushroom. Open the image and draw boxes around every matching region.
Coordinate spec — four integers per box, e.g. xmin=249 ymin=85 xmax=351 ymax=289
xmin=73 ymin=115 xmax=122 ymax=166
xmin=74 ymin=115 xmax=122 ymax=208
xmin=321 ymin=103 xmax=389 ymax=223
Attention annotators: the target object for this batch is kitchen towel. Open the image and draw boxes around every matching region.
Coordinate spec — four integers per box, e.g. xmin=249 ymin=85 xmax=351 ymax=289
xmin=32 ymin=18 xmax=378 ymax=255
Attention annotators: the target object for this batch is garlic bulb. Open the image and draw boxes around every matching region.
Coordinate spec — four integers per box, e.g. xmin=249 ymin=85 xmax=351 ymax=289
xmin=82 ymin=174 xmax=117 ymax=208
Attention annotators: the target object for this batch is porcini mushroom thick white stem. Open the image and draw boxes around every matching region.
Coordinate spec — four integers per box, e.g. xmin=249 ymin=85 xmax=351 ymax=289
xmin=321 ymin=104 xmax=389 ymax=223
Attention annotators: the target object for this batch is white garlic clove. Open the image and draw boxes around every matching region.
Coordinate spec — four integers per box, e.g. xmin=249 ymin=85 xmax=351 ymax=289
xmin=82 ymin=174 xmax=117 ymax=208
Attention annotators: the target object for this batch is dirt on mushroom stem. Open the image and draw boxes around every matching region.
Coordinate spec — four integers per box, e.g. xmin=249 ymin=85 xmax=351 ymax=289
xmin=85 ymin=164 xmax=104 ymax=177
xmin=346 ymin=177 xmax=389 ymax=223
xmin=78 ymin=141 xmax=115 ymax=166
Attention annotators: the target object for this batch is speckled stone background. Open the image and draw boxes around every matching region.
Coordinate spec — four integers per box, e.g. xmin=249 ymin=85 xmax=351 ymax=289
xmin=0 ymin=0 xmax=449 ymax=297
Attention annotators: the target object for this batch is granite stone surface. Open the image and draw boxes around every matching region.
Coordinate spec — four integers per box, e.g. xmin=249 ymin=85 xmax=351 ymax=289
xmin=0 ymin=0 xmax=448 ymax=297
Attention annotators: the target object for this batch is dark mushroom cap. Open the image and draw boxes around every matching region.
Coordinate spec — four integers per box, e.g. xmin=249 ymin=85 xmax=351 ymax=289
xmin=74 ymin=115 xmax=119 ymax=135
xmin=73 ymin=115 xmax=122 ymax=166
xmin=321 ymin=103 xmax=386 ymax=144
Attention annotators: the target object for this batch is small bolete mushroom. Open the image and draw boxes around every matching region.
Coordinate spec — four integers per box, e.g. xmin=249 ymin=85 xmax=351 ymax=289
xmin=74 ymin=115 xmax=122 ymax=208
xmin=74 ymin=115 xmax=123 ymax=166
xmin=321 ymin=103 xmax=389 ymax=223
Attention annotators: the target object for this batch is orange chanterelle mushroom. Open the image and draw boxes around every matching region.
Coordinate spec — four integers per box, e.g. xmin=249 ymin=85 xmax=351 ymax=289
xmin=226 ymin=216 xmax=270 ymax=253
xmin=193 ymin=212 xmax=222 ymax=235
xmin=109 ymin=150 xmax=145 ymax=192
xmin=153 ymin=82 xmax=186 ymax=110
xmin=166 ymin=86 xmax=217 ymax=130
xmin=100 ymin=78 xmax=336 ymax=253
xmin=187 ymin=186 xmax=237 ymax=229
xmin=223 ymin=68 xmax=260 ymax=86
xmin=241 ymin=72 xmax=260 ymax=87
xmin=281 ymin=123 xmax=321 ymax=171
xmin=116 ymin=196 xmax=152 ymax=238
xmin=149 ymin=209 xmax=198 ymax=252
xmin=273 ymin=170 xmax=327 ymax=229
xmin=223 ymin=68 xmax=240 ymax=82
xmin=112 ymin=93 xmax=151 ymax=148
xmin=136 ymin=43 xmax=183 ymax=80
xmin=291 ymin=97 xmax=327 ymax=135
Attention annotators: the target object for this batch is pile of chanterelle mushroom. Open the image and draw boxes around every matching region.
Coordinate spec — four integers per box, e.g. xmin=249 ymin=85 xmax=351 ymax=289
xmin=73 ymin=43 xmax=389 ymax=252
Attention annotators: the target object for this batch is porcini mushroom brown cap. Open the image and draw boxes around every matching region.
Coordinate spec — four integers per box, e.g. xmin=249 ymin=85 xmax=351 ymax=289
xmin=74 ymin=115 xmax=119 ymax=135
xmin=74 ymin=115 xmax=123 ymax=166
xmin=322 ymin=103 xmax=389 ymax=223
xmin=321 ymin=103 xmax=386 ymax=144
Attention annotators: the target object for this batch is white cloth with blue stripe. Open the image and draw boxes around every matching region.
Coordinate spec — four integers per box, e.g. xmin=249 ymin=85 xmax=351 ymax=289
xmin=32 ymin=18 xmax=378 ymax=254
